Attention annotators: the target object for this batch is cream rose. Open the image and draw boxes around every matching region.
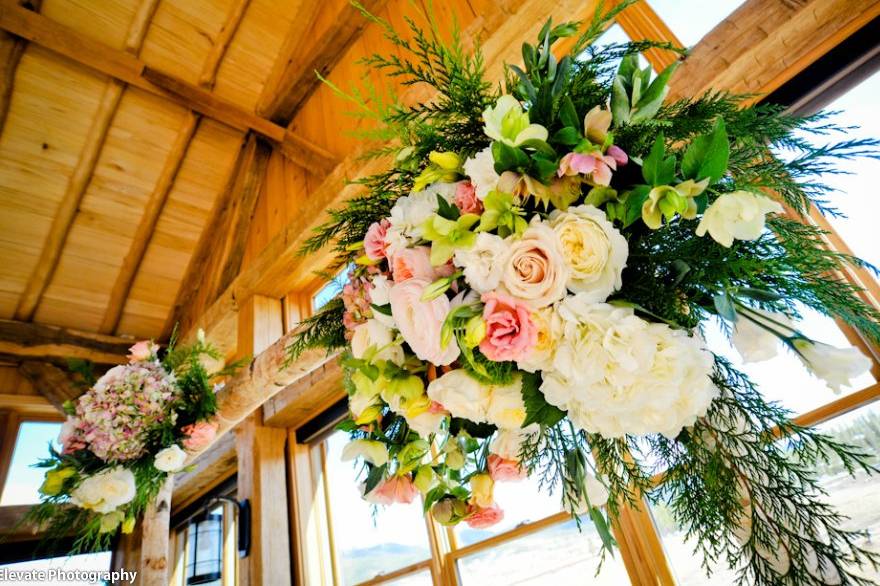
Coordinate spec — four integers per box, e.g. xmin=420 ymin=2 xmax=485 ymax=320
xmin=485 ymin=376 xmax=526 ymax=429
xmin=154 ymin=445 xmax=187 ymax=472
xmin=427 ymin=369 xmax=490 ymax=422
xmin=453 ymin=232 xmax=508 ymax=293
xmin=501 ymin=218 xmax=569 ymax=308
xmin=548 ymin=205 xmax=627 ymax=302
xmin=70 ymin=467 xmax=136 ymax=514
xmin=389 ymin=279 xmax=459 ymax=366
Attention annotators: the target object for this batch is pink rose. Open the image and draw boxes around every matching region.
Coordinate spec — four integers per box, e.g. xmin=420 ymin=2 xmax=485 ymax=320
xmin=366 ymin=475 xmax=418 ymax=505
xmin=128 ymin=340 xmax=157 ymax=362
xmin=364 ymin=219 xmax=391 ymax=261
xmin=181 ymin=420 xmax=219 ymax=452
xmin=465 ymin=503 xmax=504 ymax=529
xmin=389 ymin=279 xmax=460 ymax=366
xmin=454 ymin=181 xmax=483 ymax=215
xmin=488 ymin=453 xmax=526 ymax=482
xmin=391 ymin=247 xmax=436 ymax=283
xmin=479 ymin=292 xmax=537 ymax=362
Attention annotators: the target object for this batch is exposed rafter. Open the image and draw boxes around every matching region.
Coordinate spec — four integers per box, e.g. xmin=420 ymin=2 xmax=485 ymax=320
xmin=171 ymin=427 xmax=236 ymax=511
xmin=18 ymin=361 xmax=80 ymax=412
xmin=0 ymin=0 xmax=40 ymax=137
xmin=0 ymin=319 xmax=131 ymax=364
xmin=100 ymin=111 xmax=200 ymax=335
xmin=0 ymin=2 xmax=338 ymax=172
xmin=256 ymin=0 xmax=389 ymax=124
xmin=198 ymin=0 xmax=251 ymax=88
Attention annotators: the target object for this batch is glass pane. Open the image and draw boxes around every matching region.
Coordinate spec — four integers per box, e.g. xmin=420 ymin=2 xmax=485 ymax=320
xmin=810 ymin=401 xmax=880 ymax=582
xmin=453 ymin=474 xmax=563 ymax=547
xmin=648 ymin=0 xmax=745 ymax=47
xmin=324 ymin=431 xmax=432 ymax=585
xmin=703 ymin=307 xmax=875 ymax=416
xmin=374 ymin=568 xmax=433 ymax=585
xmin=0 ymin=421 xmax=62 ymax=505
xmin=804 ymin=70 xmax=880 ymax=270
xmin=0 ymin=552 xmax=112 ymax=585
xmin=313 ymin=267 xmax=351 ymax=311
xmin=456 ymin=518 xmax=631 ymax=585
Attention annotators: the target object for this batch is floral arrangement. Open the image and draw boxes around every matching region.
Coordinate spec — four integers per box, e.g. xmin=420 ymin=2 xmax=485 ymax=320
xmin=288 ymin=4 xmax=880 ymax=584
xmin=25 ymin=333 xmax=229 ymax=552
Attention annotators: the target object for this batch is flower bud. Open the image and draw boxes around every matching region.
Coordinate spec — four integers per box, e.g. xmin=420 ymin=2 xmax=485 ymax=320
xmin=464 ymin=315 xmax=487 ymax=348
xmin=39 ymin=467 xmax=75 ymax=496
xmin=470 ymin=473 xmax=494 ymax=508
xmin=444 ymin=447 xmax=466 ymax=471
xmin=121 ymin=516 xmax=136 ymax=534
xmin=354 ymin=404 xmax=382 ymax=425
xmin=414 ymin=465 xmax=436 ymax=495
xmin=432 ymin=497 xmax=468 ymax=526
xmin=99 ymin=511 xmax=124 ymax=533
xmin=429 ymin=151 xmax=461 ymax=170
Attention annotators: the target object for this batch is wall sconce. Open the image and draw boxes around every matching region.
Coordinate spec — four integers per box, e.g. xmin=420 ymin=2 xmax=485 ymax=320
xmin=185 ymin=494 xmax=251 ymax=586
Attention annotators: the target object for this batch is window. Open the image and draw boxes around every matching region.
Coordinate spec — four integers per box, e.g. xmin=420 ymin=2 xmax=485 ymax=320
xmin=0 ymin=421 xmax=62 ymax=506
xmin=0 ymin=552 xmax=112 ymax=586
xmin=171 ymin=493 xmax=238 ymax=586
xmin=313 ymin=267 xmax=351 ymax=311
xmin=647 ymin=0 xmax=746 ymax=47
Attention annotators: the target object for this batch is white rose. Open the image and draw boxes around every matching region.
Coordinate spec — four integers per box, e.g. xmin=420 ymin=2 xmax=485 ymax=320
xmin=463 ymin=147 xmax=500 ymax=200
xmin=427 ymin=369 xmax=490 ymax=423
xmin=454 ymin=232 xmax=508 ymax=293
xmin=490 ymin=424 xmax=539 ymax=460
xmin=696 ymin=191 xmax=783 ymax=247
xmin=485 ymin=376 xmax=526 ymax=429
xmin=154 ymin=445 xmax=187 ymax=472
xmin=389 ymin=183 xmax=456 ymax=238
xmin=731 ymin=309 xmax=794 ymax=363
xmin=548 ymin=205 xmax=628 ymax=302
xmin=501 ymin=218 xmax=569 ymax=308
xmin=350 ymin=319 xmax=404 ymax=365
xmin=341 ymin=439 xmax=389 ymax=466
xmin=406 ymin=410 xmax=446 ymax=439
xmin=792 ymin=339 xmax=872 ymax=394
xmin=70 ymin=467 xmax=136 ymax=514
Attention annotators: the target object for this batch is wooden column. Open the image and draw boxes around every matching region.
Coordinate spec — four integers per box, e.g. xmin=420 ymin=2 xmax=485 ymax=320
xmin=235 ymin=294 xmax=291 ymax=585
xmin=139 ymin=477 xmax=174 ymax=585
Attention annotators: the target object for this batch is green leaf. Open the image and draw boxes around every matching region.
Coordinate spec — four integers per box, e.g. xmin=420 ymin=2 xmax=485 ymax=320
xmin=521 ymin=372 xmax=566 ymax=427
xmin=658 ymin=155 xmax=676 ymax=186
xmin=363 ymin=463 xmax=387 ymax=495
xmin=518 ymin=139 xmax=557 ymax=157
xmin=552 ymin=126 xmax=581 ymax=147
xmin=508 ymin=64 xmax=537 ymax=104
xmin=436 ymin=193 xmax=460 ymax=221
xmin=589 ymin=507 xmax=618 ymax=553
xmin=531 ymin=153 xmax=559 ymax=184
xmin=682 ymin=118 xmax=729 ymax=184
xmin=559 ymin=96 xmax=579 ymax=129
xmin=617 ymin=53 xmax=639 ymax=87
xmin=713 ymin=292 xmax=737 ymax=321
xmin=623 ymin=185 xmax=651 ymax=227
xmin=371 ymin=303 xmax=392 ymax=316
xmin=631 ymin=61 xmax=678 ymax=123
xmin=611 ymin=76 xmax=631 ymax=126
xmin=492 ymin=141 xmax=529 ymax=173
xmin=641 ymin=134 xmax=666 ymax=186
xmin=670 ymin=260 xmax=691 ymax=287
xmin=335 ymin=418 xmax=359 ymax=433
xmin=737 ymin=287 xmax=782 ymax=302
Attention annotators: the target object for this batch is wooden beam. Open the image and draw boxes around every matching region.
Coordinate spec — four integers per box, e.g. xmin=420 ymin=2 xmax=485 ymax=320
xmin=0 ymin=505 xmax=45 ymax=542
xmin=100 ymin=111 xmax=200 ymax=335
xmin=212 ymin=136 xmax=272 ymax=303
xmin=614 ymin=1 xmax=682 ymax=71
xmin=668 ymin=0 xmax=880 ymax=101
xmin=139 ymin=477 xmax=173 ymax=586
xmin=198 ymin=0 xmax=250 ymax=88
xmin=0 ymin=2 xmax=337 ymax=172
xmin=262 ymin=355 xmax=343 ymax=429
xmin=125 ymin=0 xmax=160 ymax=54
xmin=0 ymin=392 xmax=58 ymax=417
xmin=256 ymin=0 xmax=389 ymax=123
xmin=0 ymin=1 xmax=40 ymax=137
xmin=0 ymin=319 xmax=131 ymax=364
xmin=18 ymin=361 xmax=79 ymax=411
xmin=236 ymin=416 xmax=291 ymax=586
xmin=171 ymin=427 xmax=236 ymax=512
xmin=0 ymin=411 xmax=20 ymax=498
xmin=14 ymin=79 xmax=124 ymax=321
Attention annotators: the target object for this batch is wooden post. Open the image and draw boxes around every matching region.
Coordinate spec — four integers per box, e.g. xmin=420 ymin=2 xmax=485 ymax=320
xmin=139 ymin=477 xmax=174 ymax=586
xmin=234 ymin=294 xmax=291 ymax=585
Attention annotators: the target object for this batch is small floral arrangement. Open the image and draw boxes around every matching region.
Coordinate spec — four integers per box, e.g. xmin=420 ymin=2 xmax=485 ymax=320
xmin=25 ymin=333 xmax=229 ymax=552
xmin=289 ymin=4 xmax=880 ymax=583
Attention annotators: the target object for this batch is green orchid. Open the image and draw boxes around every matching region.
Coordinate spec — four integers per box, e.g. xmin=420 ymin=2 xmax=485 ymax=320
xmin=641 ymin=178 xmax=710 ymax=229
xmin=483 ymin=95 xmax=549 ymax=147
xmin=421 ymin=213 xmax=480 ymax=265
xmin=476 ymin=191 xmax=528 ymax=237
xmin=413 ymin=150 xmax=462 ymax=191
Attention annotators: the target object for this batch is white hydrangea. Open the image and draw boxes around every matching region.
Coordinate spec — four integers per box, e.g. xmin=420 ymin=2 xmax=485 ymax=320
xmin=388 ymin=183 xmax=457 ymax=238
xmin=539 ymin=297 xmax=717 ymax=438
xmin=453 ymin=232 xmax=508 ymax=294
xmin=463 ymin=147 xmax=500 ymax=200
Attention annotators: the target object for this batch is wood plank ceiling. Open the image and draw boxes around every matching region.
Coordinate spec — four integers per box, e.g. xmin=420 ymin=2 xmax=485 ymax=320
xmin=0 ymin=0 xmax=342 ymax=340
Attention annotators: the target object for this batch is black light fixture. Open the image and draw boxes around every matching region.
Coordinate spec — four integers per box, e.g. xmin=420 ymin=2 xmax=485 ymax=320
xmin=184 ymin=497 xmax=251 ymax=586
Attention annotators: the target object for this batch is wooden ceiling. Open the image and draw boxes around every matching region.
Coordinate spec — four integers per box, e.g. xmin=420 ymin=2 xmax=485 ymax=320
xmin=0 ymin=0 xmax=357 ymax=340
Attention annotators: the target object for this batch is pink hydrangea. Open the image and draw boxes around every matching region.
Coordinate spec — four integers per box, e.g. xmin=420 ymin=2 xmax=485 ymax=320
xmin=454 ymin=181 xmax=483 ymax=215
xmin=341 ymin=276 xmax=373 ymax=333
xmin=465 ymin=503 xmax=505 ymax=529
xmin=479 ymin=292 xmax=538 ymax=362
xmin=364 ymin=219 xmax=391 ymax=261
xmin=488 ymin=453 xmax=526 ymax=482
xmin=75 ymin=362 xmax=179 ymax=462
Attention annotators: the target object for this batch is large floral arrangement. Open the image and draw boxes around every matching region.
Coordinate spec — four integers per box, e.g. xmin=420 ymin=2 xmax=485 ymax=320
xmin=25 ymin=333 xmax=229 ymax=551
xmin=289 ymin=4 xmax=880 ymax=584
